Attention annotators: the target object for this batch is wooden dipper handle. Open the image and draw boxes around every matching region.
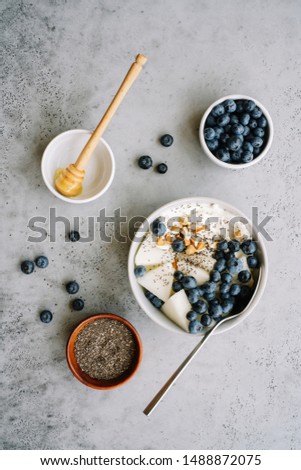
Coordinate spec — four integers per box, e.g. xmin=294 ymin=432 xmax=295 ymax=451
xmin=75 ymin=53 xmax=148 ymax=170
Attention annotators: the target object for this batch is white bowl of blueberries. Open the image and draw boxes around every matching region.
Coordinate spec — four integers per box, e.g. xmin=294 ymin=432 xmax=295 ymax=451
xmin=199 ymin=95 xmax=273 ymax=168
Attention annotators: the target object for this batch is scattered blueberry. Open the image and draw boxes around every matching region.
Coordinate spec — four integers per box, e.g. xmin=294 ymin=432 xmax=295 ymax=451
xmin=151 ymin=218 xmax=166 ymax=237
xmin=204 ymin=128 xmax=216 ymax=140
xmin=218 ymin=239 xmax=228 ymax=251
xmin=40 ymin=310 xmax=53 ymax=323
xmin=209 ymin=303 xmax=223 ymax=320
xmin=174 ymin=271 xmax=184 ymax=281
xmin=182 ymin=276 xmax=197 ymax=290
xmin=200 ymin=314 xmax=212 ymax=327
xmin=157 ymin=163 xmax=168 ymax=174
xmin=221 ymin=272 xmax=233 ymax=284
xmin=217 ymin=114 xmax=230 ymax=127
xmin=224 ymin=99 xmax=236 ymax=113
xmin=189 ymin=320 xmax=202 ymax=334
xmin=247 ymin=256 xmax=259 ymax=269
xmin=72 ymin=299 xmax=84 ymax=311
xmin=212 ymin=104 xmax=225 ymax=117
xmin=241 ymin=240 xmax=257 ymax=255
xmin=243 ymin=100 xmax=256 ymax=112
xmin=69 ymin=231 xmax=80 ymax=242
xmin=215 ymin=258 xmax=227 ymax=272
xmin=193 ymin=300 xmax=208 ymax=314
xmin=134 ymin=266 xmax=146 ymax=278
xmin=186 ymin=310 xmax=198 ymax=321
xmin=35 ymin=255 xmax=49 ymax=269
xmin=227 ymin=258 xmax=243 ymax=274
xmin=66 ymin=281 xmax=79 ymax=294
xmin=160 ymin=134 xmax=174 ymax=147
xmin=238 ymin=270 xmax=252 ymax=283
xmin=210 ymin=270 xmax=221 ymax=283
xmin=171 ymin=239 xmax=185 ymax=253
xmin=21 ymin=260 xmax=34 ymax=274
xmin=172 ymin=281 xmax=183 ymax=292
xmin=241 ymin=151 xmax=253 ymax=163
xmin=138 ymin=155 xmax=152 ymax=169
xmin=216 ymin=148 xmax=230 ymax=162
xmin=187 ymin=288 xmax=200 ymax=304
xmin=206 ymin=139 xmax=219 ymax=152
xmin=229 ymin=284 xmax=241 ymax=296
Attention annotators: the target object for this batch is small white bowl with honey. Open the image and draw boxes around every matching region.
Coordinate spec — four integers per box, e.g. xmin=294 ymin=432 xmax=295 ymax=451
xmin=41 ymin=129 xmax=115 ymax=204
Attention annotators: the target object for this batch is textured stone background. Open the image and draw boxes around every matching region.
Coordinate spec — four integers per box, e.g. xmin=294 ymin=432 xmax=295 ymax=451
xmin=1 ymin=0 xmax=301 ymax=450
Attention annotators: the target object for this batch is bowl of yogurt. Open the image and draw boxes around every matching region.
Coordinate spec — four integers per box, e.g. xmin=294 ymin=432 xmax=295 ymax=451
xmin=128 ymin=197 xmax=268 ymax=335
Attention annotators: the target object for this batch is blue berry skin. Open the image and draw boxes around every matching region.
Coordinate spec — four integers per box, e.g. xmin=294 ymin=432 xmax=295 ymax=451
xmin=69 ymin=231 xmax=80 ymax=242
xmin=197 ymin=286 xmax=205 ymax=297
xmin=224 ymin=99 xmax=237 ymax=113
xmin=240 ymin=285 xmax=252 ymax=298
xmin=186 ymin=310 xmax=198 ymax=321
xmin=243 ymin=100 xmax=256 ymax=112
xmin=222 ymin=299 xmax=234 ymax=314
xmin=231 ymin=151 xmax=242 ymax=163
xmin=218 ymin=239 xmax=228 ymax=251
xmin=151 ymin=219 xmax=166 ymax=237
xmin=134 ymin=265 xmax=146 ymax=278
xmin=157 ymin=163 xmax=168 ymax=174
xmin=216 ymin=148 xmax=230 ymax=162
xmin=257 ymin=116 xmax=267 ymax=128
xmin=220 ymin=292 xmax=230 ymax=300
xmin=217 ymin=114 xmax=230 ymax=127
xmin=214 ymin=250 xmax=225 ymax=260
xmin=209 ymin=298 xmax=219 ymax=306
xmin=72 ymin=298 xmax=84 ymax=311
xmin=35 ymin=255 xmax=49 ymax=269
xmin=230 ymin=283 xmax=241 ymax=296
xmin=249 ymin=118 xmax=257 ymax=129
xmin=243 ymin=141 xmax=253 ymax=153
xmin=209 ymin=304 xmax=223 ymax=320
xmin=212 ymin=104 xmax=225 ymax=117
xmin=138 ymin=155 xmax=153 ymax=169
xmin=213 ymin=126 xmax=223 ymax=139
xmin=250 ymin=137 xmax=263 ymax=148
xmin=145 ymin=290 xmax=154 ymax=300
xmin=206 ymin=114 xmax=216 ymax=126
xmin=206 ymin=139 xmax=219 ymax=152
xmin=66 ymin=281 xmax=80 ymax=294
xmin=203 ymin=291 xmax=216 ymax=301
xmin=174 ymin=270 xmax=184 ymax=281
xmin=215 ymin=258 xmax=227 ymax=272
xmin=238 ymin=270 xmax=252 ymax=283
xmin=171 ymin=239 xmax=185 ymax=253
xmin=40 ymin=310 xmax=53 ymax=323
xmin=172 ymin=281 xmax=183 ymax=292
xmin=241 ymin=151 xmax=253 ymax=163
xmin=187 ymin=288 xmax=200 ymax=305
xmin=220 ymin=282 xmax=231 ymax=295
xmin=227 ymin=136 xmax=242 ymax=151
xmin=227 ymin=258 xmax=243 ymax=274
xmin=200 ymin=314 xmax=212 ymax=327
xmin=204 ymin=128 xmax=216 ymax=140
xmin=236 ymin=100 xmax=244 ymax=113
xmin=224 ymin=251 xmax=235 ymax=261
xmin=253 ymin=127 xmax=265 ymax=138
xmin=193 ymin=300 xmax=208 ymax=314
xmin=221 ymin=272 xmax=233 ymax=284
xmin=239 ymin=113 xmax=250 ymax=126
xmin=21 ymin=260 xmax=34 ymax=274
xmin=247 ymin=256 xmax=259 ymax=269
xmin=241 ymin=240 xmax=257 ymax=255
xmin=182 ymin=276 xmax=198 ymax=290
xmin=220 ymin=133 xmax=230 ymax=145
xmin=189 ymin=320 xmax=202 ymax=334
xmin=253 ymin=148 xmax=261 ymax=157
xmin=243 ymin=126 xmax=250 ymax=137
xmin=230 ymin=114 xmax=239 ymax=124
xmin=160 ymin=134 xmax=173 ymax=147
xmin=210 ymin=270 xmax=221 ymax=283
xmin=145 ymin=291 xmax=163 ymax=308
xmin=231 ymin=123 xmax=244 ymax=135
xmin=228 ymin=240 xmax=240 ymax=252
xmin=202 ymin=281 xmax=216 ymax=294
xmin=251 ymin=106 xmax=262 ymax=119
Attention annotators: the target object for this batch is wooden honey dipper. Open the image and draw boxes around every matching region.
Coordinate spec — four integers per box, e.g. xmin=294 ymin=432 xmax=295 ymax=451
xmin=55 ymin=53 xmax=148 ymax=197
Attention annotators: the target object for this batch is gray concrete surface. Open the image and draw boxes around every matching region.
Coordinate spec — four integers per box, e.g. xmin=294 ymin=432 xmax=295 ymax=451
xmin=1 ymin=0 xmax=301 ymax=450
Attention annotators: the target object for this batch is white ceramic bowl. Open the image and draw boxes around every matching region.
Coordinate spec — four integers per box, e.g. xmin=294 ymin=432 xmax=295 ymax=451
xmin=41 ymin=129 xmax=115 ymax=204
xmin=128 ymin=197 xmax=268 ymax=336
xmin=199 ymin=94 xmax=274 ymax=169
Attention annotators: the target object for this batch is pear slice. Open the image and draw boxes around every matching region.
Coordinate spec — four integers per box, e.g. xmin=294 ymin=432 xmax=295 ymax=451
xmin=177 ymin=254 xmax=210 ymax=285
xmin=161 ymin=289 xmax=191 ymax=332
xmin=137 ymin=262 xmax=174 ymax=302
xmin=135 ymin=232 xmax=174 ymax=266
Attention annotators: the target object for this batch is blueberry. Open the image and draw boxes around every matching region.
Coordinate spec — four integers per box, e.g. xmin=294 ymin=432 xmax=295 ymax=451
xmin=182 ymin=276 xmax=197 ymax=290
xmin=160 ymin=134 xmax=174 ymax=147
xmin=253 ymin=148 xmax=261 ymax=157
xmin=239 ymin=113 xmax=250 ymax=126
xmin=197 ymin=286 xmax=205 ymax=297
xmin=174 ymin=271 xmax=184 ymax=281
xmin=138 ymin=155 xmax=152 ymax=169
xmin=240 ymin=285 xmax=252 ymax=298
xmin=172 ymin=281 xmax=183 ymax=292
xmin=206 ymin=139 xmax=219 ymax=152
xmin=253 ymin=127 xmax=265 ymax=138
xmin=227 ymin=258 xmax=243 ymax=274
xmin=69 ymin=231 xmax=80 ymax=242
xmin=220 ymin=133 xmax=230 ymax=145
xmin=231 ymin=123 xmax=244 ymax=135
xmin=241 ymin=151 xmax=253 ymax=163
xmin=202 ymin=281 xmax=216 ymax=294
xmin=186 ymin=311 xmax=197 ymax=321
xmin=209 ymin=304 xmax=223 ymax=320
xmin=229 ymin=284 xmax=241 ymax=296
xmin=149 ymin=295 xmax=164 ymax=309
xmin=203 ymin=291 xmax=216 ymax=301
xmin=221 ymin=272 xmax=233 ymax=284
xmin=157 ymin=163 xmax=168 ymax=174
xmin=217 ymin=114 xmax=230 ymax=127
xmin=189 ymin=320 xmax=202 ymax=334
xmin=257 ymin=116 xmax=267 ymax=128
xmin=172 ymin=239 xmax=185 ymax=253
xmin=214 ymin=250 xmax=225 ymax=260
xmin=72 ymin=299 xmax=84 ymax=311
xmin=187 ymin=288 xmax=200 ymax=304
xmin=243 ymin=141 xmax=253 ymax=153
xmin=224 ymin=99 xmax=237 ymax=113
xmin=218 ymin=239 xmax=228 ymax=251
xmin=238 ymin=270 xmax=252 ymax=283
xmin=243 ymin=100 xmax=256 ymax=112
xmin=222 ymin=299 xmax=234 ymax=314
xmin=40 ymin=310 xmax=53 ymax=323
xmin=193 ymin=300 xmax=208 ymax=314
xmin=134 ymin=266 xmax=146 ymax=278
xmin=243 ymin=126 xmax=250 ymax=137
xmin=209 ymin=298 xmax=219 ymax=306
xmin=236 ymin=100 xmax=244 ymax=113
xmin=213 ymin=126 xmax=223 ymax=139
xmin=227 ymin=136 xmax=242 ymax=151
xmin=200 ymin=314 xmax=212 ymax=327
xmin=220 ymin=282 xmax=230 ymax=295
xmin=220 ymin=292 xmax=231 ymax=300
xmin=206 ymin=114 xmax=216 ymax=126
xmin=21 ymin=260 xmax=34 ymax=274
xmin=249 ymin=118 xmax=257 ymax=129
xmin=210 ymin=270 xmax=221 ymax=283
xmin=230 ymin=114 xmax=239 ymax=124
xmin=212 ymin=104 xmax=225 ymax=117
xmin=145 ymin=290 xmax=154 ymax=300
xmin=216 ymin=148 xmax=230 ymax=162
xmin=228 ymin=240 xmax=240 ymax=252
xmin=66 ymin=281 xmax=80 ymax=294
xmin=231 ymin=150 xmax=242 ymax=163
xmin=224 ymin=251 xmax=235 ymax=260
xmin=251 ymin=106 xmax=262 ymax=119
xmin=241 ymin=240 xmax=257 ymax=255
xmin=250 ymin=137 xmax=263 ymax=148
xmin=35 ymin=255 xmax=49 ymax=269
xmin=215 ymin=258 xmax=227 ymax=272
xmin=247 ymin=256 xmax=259 ymax=269
xmin=204 ymin=128 xmax=216 ymax=140
xmin=151 ymin=218 xmax=166 ymax=237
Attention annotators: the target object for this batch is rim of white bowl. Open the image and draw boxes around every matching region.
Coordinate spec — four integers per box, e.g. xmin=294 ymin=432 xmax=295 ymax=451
xmin=41 ymin=129 xmax=116 ymax=204
xmin=128 ymin=196 xmax=268 ymax=336
xmin=199 ymin=94 xmax=274 ymax=169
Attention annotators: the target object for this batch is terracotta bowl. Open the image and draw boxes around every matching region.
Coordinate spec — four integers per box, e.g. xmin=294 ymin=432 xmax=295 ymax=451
xmin=66 ymin=313 xmax=143 ymax=389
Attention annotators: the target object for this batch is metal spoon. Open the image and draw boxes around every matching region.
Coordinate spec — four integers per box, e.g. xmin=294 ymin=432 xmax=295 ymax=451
xmin=143 ymin=271 xmax=261 ymax=416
